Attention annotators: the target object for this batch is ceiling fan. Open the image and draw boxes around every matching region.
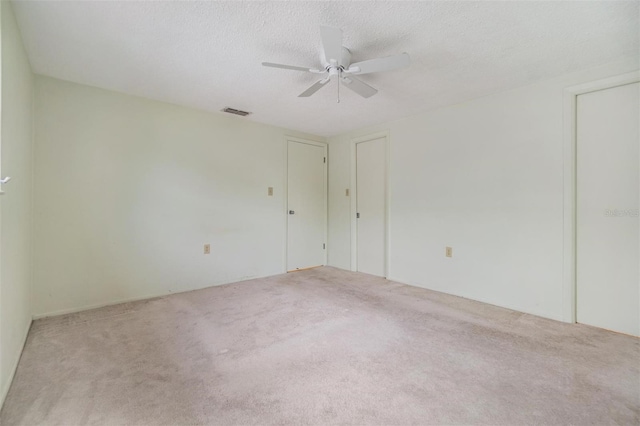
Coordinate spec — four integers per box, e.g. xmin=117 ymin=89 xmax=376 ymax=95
xmin=262 ymin=26 xmax=410 ymax=102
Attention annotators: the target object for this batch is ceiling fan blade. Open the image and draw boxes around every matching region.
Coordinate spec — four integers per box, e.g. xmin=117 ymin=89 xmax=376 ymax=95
xmin=262 ymin=62 xmax=313 ymax=72
xmin=298 ymin=78 xmax=331 ymax=97
xmin=320 ymin=26 xmax=343 ymax=64
xmin=341 ymin=76 xmax=378 ymax=98
xmin=347 ymin=53 xmax=410 ymax=75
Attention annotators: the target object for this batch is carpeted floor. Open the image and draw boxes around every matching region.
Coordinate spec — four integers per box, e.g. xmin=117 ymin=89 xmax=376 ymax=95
xmin=1 ymin=267 xmax=638 ymax=425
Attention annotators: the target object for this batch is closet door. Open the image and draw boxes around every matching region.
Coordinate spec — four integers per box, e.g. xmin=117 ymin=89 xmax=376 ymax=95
xmin=287 ymin=140 xmax=326 ymax=271
xmin=576 ymin=82 xmax=639 ymax=336
xmin=356 ymin=137 xmax=386 ymax=277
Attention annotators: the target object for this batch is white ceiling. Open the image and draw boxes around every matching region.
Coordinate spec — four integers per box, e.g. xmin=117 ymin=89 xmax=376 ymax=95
xmin=11 ymin=1 xmax=639 ymax=137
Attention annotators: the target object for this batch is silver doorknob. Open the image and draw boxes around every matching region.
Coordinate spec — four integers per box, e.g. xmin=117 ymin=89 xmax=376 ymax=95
xmin=0 ymin=177 xmax=10 ymax=194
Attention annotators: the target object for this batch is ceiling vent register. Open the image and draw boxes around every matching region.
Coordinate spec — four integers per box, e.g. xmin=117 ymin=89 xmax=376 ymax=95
xmin=222 ymin=107 xmax=251 ymax=116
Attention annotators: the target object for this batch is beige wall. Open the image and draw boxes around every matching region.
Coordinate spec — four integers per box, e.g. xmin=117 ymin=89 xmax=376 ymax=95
xmin=0 ymin=0 xmax=34 ymax=406
xmin=328 ymin=56 xmax=639 ymax=321
xmin=33 ymin=76 xmax=324 ymax=317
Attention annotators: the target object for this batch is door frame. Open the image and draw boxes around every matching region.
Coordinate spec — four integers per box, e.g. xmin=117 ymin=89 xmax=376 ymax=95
xmin=562 ymin=71 xmax=640 ymax=323
xmin=350 ymin=131 xmax=390 ymax=277
xmin=283 ymin=136 xmax=328 ymax=272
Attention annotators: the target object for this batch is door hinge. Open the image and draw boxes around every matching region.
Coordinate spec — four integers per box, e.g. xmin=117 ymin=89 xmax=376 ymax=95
xmin=323 ymin=157 xmax=326 ymax=163
xmin=323 ymin=243 xmax=326 ymax=249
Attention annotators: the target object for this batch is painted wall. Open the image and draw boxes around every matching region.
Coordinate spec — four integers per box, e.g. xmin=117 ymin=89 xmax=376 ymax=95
xmin=328 ymin=56 xmax=639 ymax=321
xmin=33 ymin=76 xmax=323 ymax=317
xmin=0 ymin=0 xmax=34 ymax=406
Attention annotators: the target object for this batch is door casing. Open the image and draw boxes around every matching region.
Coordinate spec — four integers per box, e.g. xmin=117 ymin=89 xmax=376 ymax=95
xmin=562 ymin=71 xmax=640 ymax=323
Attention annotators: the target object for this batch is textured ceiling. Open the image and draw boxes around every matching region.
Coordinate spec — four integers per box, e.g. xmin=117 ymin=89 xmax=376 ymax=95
xmin=11 ymin=1 xmax=639 ymax=137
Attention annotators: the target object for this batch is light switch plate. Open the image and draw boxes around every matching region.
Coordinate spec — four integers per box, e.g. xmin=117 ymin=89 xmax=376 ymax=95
xmin=268 ymin=187 xmax=273 ymax=196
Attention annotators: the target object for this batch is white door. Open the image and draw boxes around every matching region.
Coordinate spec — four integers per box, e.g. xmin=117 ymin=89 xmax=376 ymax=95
xmin=356 ymin=137 xmax=386 ymax=277
xmin=287 ymin=140 xmax=326 ymax=271
xmin=576 ymin=82 xmax=639 ymax=336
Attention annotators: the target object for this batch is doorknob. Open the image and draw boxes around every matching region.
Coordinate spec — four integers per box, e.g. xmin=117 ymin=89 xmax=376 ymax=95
xmin=0 ymin=177 xmax=10 ymax=195
xmin=289 ymin=210 xmax=295 ymax=215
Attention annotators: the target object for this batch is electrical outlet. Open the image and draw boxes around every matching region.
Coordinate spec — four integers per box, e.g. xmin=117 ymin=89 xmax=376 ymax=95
xmin=268 ymin=187 xmax=273 ymax=196
xmin=445 ymin=247 xmax=453 ymax=258
xmin=204 ymin=244 xmax=211 ymax=254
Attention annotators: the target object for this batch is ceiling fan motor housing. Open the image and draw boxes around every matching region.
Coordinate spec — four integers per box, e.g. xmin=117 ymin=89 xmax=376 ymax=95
xmin=323 ymin=47 xmax=352 ymax=72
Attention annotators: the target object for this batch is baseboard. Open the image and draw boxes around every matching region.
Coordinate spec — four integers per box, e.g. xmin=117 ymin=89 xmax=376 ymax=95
xmin=0 ymin=318 xmax=32 ymax=410
xmin=385 ymin=275 xmax=564 ymax=323
xmin=33 ymin=293 xmax=179 ymax=319
xmin=326 ymin=263 xmax=352 ymax=272
xmin=33 ymin=272 xmax=282 ymax=320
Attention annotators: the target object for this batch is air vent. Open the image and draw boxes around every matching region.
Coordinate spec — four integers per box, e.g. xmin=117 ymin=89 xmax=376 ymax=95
xmin=222 ymin=107 xmax=251 ymax=117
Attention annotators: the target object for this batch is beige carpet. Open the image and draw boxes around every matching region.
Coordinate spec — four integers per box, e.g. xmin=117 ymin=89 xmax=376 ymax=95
xmin=1 ymin=267 xmax=638 ymax=425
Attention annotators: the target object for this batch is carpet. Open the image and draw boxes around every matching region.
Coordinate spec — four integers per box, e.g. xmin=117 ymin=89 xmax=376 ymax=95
xmin=1 ymin=266 xmax=638 ymax=425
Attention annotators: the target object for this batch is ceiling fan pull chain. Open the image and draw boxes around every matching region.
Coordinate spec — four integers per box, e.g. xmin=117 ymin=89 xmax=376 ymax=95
xmin=337 ymin=69 xmax=341 ymax=103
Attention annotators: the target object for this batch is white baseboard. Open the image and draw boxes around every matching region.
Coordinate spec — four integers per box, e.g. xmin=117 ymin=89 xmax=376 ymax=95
xmin=0 ymin=318 xmax=32 ymax=410
xmin=326 ymin=263 xmax=353 ymax=272
xmin=385 ymin=275 xmax=564 ymax=323
xmin=33 ymin=272 xmax=282 ymax=320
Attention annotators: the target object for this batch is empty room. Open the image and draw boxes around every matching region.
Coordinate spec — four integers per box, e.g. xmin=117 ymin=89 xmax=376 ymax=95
xmin=0 ymin=0 xmax=638 ymax=424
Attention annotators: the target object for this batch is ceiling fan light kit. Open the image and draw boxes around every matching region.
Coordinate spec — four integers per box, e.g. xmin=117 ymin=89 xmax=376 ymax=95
xmin=262 ymin=26 xmax=410 ymax=102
